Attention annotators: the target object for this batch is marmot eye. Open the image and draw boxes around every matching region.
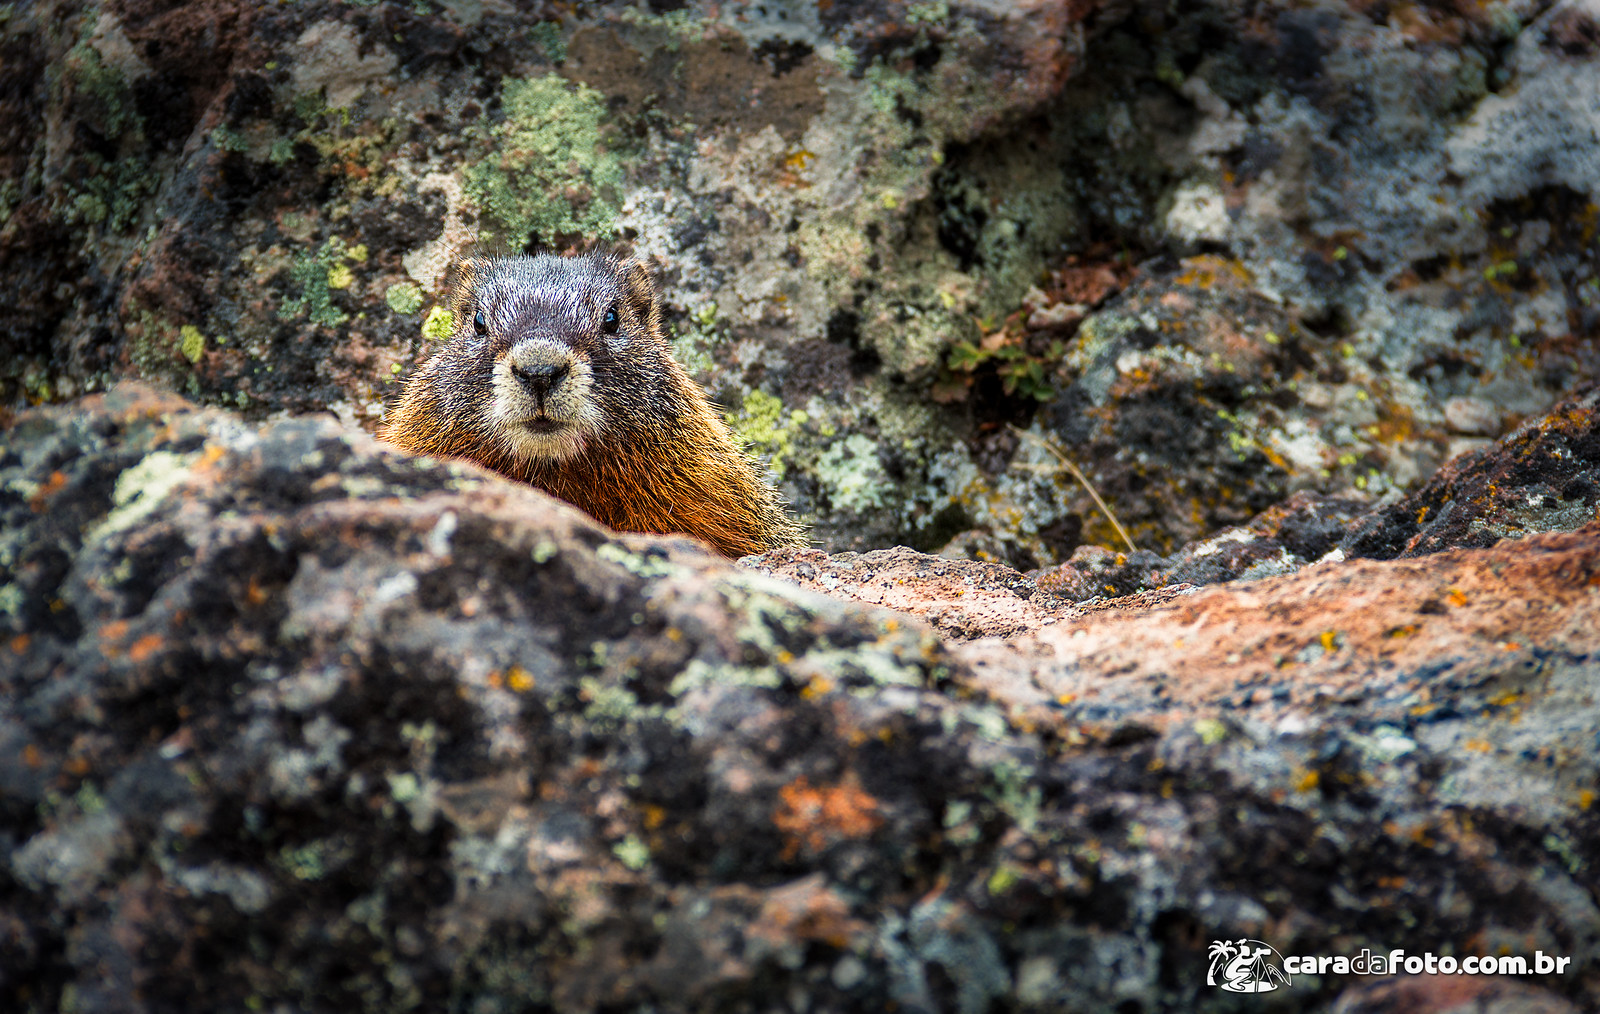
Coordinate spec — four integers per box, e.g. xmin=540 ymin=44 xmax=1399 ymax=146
xmin=601 ymin=303 xmax=620 ymax=335
xmin=473 ymin=307 xmax=488 ymax=336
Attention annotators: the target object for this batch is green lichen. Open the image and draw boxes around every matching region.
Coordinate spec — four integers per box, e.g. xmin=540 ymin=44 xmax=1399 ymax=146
xmin=816 ymin=434 xmax=888 ymax=513
xmin=616 ymin=6 xmax=709 ymax=47
xmin=51 ymin=44 xmax=160 ymax=235
xmin=93 ymin=450 xmax=200 ymax=540
xmin=984 ymin=759 xmax=1042 ymax=834
xmin=210 ymin=126 xmax=248 ymax=153
xmin=278 ymin=238 xmax=363 ymax=327
xmin=668 ymin=658 xmax=783 ymax=699
xmin=595 ymin=542 xmax=677 ymax=579
xmin=465 ymin=74 xmax=625 ymax=246
xmin=729 ymin=390 xmax=807 ymax=480
xmin=293 ymin=91 xmax=328 ymax=124
xmin=385 ymin=283 xmax=425 ymax=315
xmin=529 ymin=21 xmax=565 ymax=62
xmin=613 ymin=834 xmax=650 ymax=871
xmin=277 ymin=843 xmax=328 ymax=882
xmin=906 ymin=1 xmax=950 ymax=24
xmin=69 ymin=42 xmax=140 ymax=138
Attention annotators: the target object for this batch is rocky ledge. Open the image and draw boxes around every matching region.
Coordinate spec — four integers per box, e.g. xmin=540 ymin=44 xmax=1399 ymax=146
xmin=2 ymin=382 xmax=1599 ymax=1014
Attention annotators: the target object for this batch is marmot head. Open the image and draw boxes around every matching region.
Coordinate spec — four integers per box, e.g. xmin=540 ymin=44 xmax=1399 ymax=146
xmin=440 ymin=252 xmax=667 ymax=464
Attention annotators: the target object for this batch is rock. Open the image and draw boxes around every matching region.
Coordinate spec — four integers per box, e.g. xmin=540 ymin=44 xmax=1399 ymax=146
xmin=1341 ymin=381 xmax=1600 ymax=559
xmin=1442 ymin=396 xmax=1501 ymax=436
xmin=745 ymin=545 xmax=1059 ymax=640
xmin=5 ymin=0 xmax=1598 ymax=567
xmin=1331 ymin=974 xmax=1581 ymax=1014
xmin=4 ymin=382 xmax=1599 ymax=1012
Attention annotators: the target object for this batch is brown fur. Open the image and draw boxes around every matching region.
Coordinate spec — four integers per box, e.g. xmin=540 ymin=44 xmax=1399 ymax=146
xmin=380 ymin=253 xmax=805 ymax=558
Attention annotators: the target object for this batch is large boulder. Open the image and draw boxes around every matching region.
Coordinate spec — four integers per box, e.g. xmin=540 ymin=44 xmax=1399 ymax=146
xmin=2 ymin=383 xmax=1596 ymax=1012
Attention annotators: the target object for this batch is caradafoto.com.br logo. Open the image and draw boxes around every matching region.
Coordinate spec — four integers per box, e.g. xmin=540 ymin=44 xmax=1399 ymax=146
xmin=1206 ymin=939 xmax=1576 ymax=993
xmin=1207 ymin=939 xmax=1292 ymax=993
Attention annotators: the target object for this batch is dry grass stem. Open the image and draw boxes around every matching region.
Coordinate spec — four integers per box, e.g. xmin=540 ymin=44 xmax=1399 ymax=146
xmin=1007 ymin=425 xmax=1139 ymax=555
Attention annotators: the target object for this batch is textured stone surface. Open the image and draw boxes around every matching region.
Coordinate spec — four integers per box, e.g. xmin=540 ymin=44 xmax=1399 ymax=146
xmin=4 ymin=0 xmax=1597 ymax=565
xmin=5 ymin=0 xmax=1600 ymax=1007
xmin=3 ymin=384 xmax=1598 ymax=1013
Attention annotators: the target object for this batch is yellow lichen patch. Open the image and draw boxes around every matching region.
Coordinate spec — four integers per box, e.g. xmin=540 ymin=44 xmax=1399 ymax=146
xmin=179 ymin=325 xmax=206 ymax=364
xmin=800 ymin=675 xmax=834 ymax=699
xmin=507 ymin=666 xmax=535 ymax=692
xmin=194 ymin=444 xmax=228 ymax=471
xmin=1173 ymin=254 xmax=1255 ymax=290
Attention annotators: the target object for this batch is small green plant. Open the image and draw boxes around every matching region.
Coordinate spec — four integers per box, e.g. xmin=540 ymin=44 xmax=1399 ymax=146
xmin=940 ymin=312 xmax=1064 ymax=403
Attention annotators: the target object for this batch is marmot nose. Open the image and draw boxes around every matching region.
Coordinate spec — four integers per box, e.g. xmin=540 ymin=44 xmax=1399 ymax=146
xmin=510 ymin=361 xmax=569 ymax=404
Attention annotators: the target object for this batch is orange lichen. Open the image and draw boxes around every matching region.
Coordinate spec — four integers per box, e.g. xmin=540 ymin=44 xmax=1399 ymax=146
xmin=28 ymin=471 xmax=68 ymax=512
xmin=1173 ymin=254 xmax=1254 ymax=290
xmin=773 ymin=773 xmax=884 ymax=862
xmin=128 ymin=634 xmax=165 ymax=663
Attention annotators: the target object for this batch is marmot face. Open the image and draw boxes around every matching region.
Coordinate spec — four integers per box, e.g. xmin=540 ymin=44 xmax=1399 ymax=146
xmin=451 ymin=254 xmax=664 ymax=465
xmin=384 ymin=250 xmax=807 ymax=557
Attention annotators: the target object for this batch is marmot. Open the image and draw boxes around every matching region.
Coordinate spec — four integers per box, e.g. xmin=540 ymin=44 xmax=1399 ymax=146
xmin=380 ymin=252 xmax=806 ymax=558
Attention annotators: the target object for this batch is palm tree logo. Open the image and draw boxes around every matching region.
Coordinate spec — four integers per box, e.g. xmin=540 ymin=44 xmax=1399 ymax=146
xmin=1207 ymin=938 xmax=1292 ymax=992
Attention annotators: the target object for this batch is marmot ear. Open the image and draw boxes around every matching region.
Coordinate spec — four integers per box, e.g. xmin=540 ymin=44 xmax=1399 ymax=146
xmin=619 ymin=260 xmax=662 ymax=340
xmin=446 ymin=258 xmax=486 ymax=305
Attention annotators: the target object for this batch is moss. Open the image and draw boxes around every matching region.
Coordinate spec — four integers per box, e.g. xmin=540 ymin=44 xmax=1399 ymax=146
xmin=385 ymin=283 xmax=425 ymax=315
xmin=465 ymin=74 xmax=625 ymax=247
